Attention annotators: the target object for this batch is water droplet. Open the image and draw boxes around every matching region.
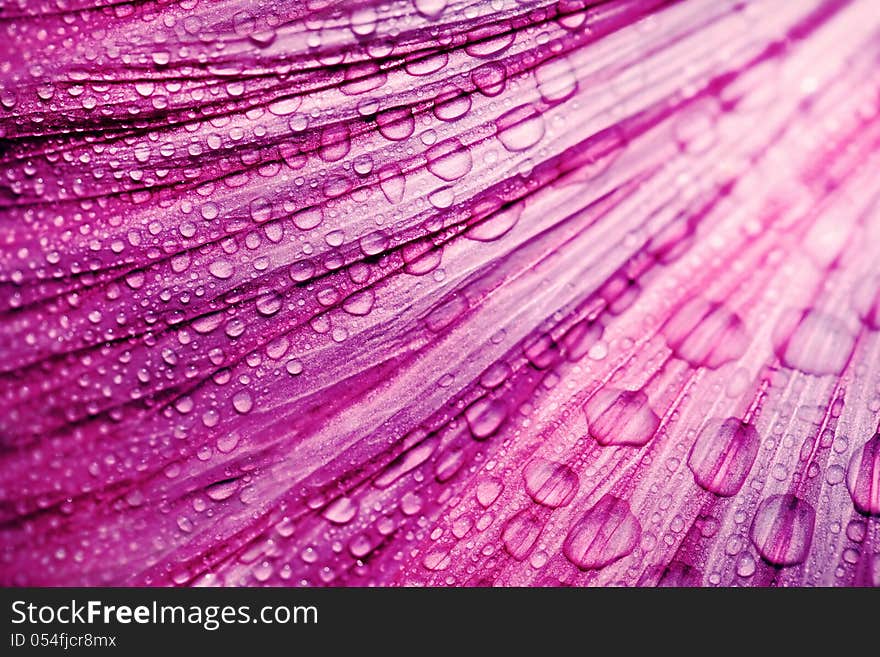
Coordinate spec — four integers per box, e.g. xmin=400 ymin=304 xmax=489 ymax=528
xmin=293 ymin=207 xmax=324 ymax=231
xmin=290 ymin=260 xmax=315 ymax=282
xmin=320 ymin=123 xmax=351 ymax=162
xmin=360 ymin=231 xmax=390 ymax=256
xmin=406 ymin=52 xmax=448 ymax=76
xmin=323 ymin=497 xmax=358 ymax=524
xmin=563 ymin=495 xmax=641 ymax=569
xmin=536 ymin=57 xmax=577 ymax=102
xmin=428 ymin=186 xmax=455 ymax=209
xmin=342 ymin=289 xmax=375 ymax=316
xmin=502 ymin=510 xmax=543 ymax=560
xmin=736 ymin=553 xmax=757 ymax=577
xmin=256 ymin=292 xmax=283 ymax=316
xmin=377 ymin=107 xmax=415 ymax=141
xmin=426 ymin=138 xmax=473 ymax=181
xmin=496 ymin=104 xmax=545 ymax=151
xmin=232 ymin=391 xmax=254 ymax=414
xmin=401 ymin=492 xmax=423 ymax=515
xmin=350 ymin=7 xmax=378 ymax=37
xmin=476 ymin=478 xmax=503 ymax=507
xmin=773 ymin=309 xmax=856 ymax=376
xmin=268 ymin=97 xmax=301 ymax=116
xmin=846 ymin=434 xmax=880 ymax=515
xmin=464 ymin=398 xmax=507 ymax=439
xmin=414 ymin=0 xmax=447 ymax=19
xmin=825 ymin=464 xmax=845 ymax=485
xmin=433 ymin=85 xmax=471 ymax=121
xmin=480 ymin=362 xmax=512 ymax=389
xmin=422 ymin=549 xmax=451 ymax=571
xmin=206 ymin=479 xmax=239 ymax=501
xmin=378 ymin=164 xmax=406 ymax=204
xmin=749 ymin=494 xmax=815 ymax=566
xmin=466 ymin=202 xmax=522 ymax=242
xmin=465 ymin=24 xmax=515 ymax=58
xmin=349 ymin=535 xmax=372 ymax=558
xmin=209 ymin=259 xmax=234 ymax=279
xmin=584 ymin=388 xmax=660 ymax=447
xmin=471 ymin=62 xmax=507 ymax=97
xmin=374 ymin=436 xmax=438 ymax=488
xmin=217 ymin=432 xmax=240 ymax=453
xmin=522 ymin=458 xmax=579 ymax=508
xmin=688 ymin=418 xmax=760 ymax=496
xmin=663 ymin=298 xmax=749 ymax=369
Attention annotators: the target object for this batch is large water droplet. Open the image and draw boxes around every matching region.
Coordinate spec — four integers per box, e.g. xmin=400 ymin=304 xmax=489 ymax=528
xmin=208 ymin=259 xmax=234 ymax=280
xmin=466 ymin=203 xmax=522 ymax=242
xmin=773 ymin=309 xmax=856 ymax=376
xmin=256 ymin=291 xmax=283 ymax=317
xmin=749 ymin=494 xmax=815 ymax=566
xmin=496 ymin=104 xmax=545 ymax=151
xmin=663 ymin=297 xmax=749 ymax=369
xmin=583 ymin=388 xmax=660 ymax=447
xmin=378 ymin=164 xmax=406 ymax=204
xmin=846 ymin=434 xmax=880 ymax=515
xmin=292 ymin=206 xmax=324 ymax=231
xmin=232 ymin=391 xmax=254 ymax=414
xmin=433 ymin=85 xmax=471 ymax=121
xmin=342 ymin=290 xmax=375 ymax=316
xmin=350 ymin=7 xmax=377 ymax=37
xmin=268 ymin=97 xmax=301 ymax=116
xmin=471 ymin=62 xmax=507 ymax=97
xmin=536 ymin=57 xmax=577 ymax=102
xmin=563 ymin=495 xmax=641 ymax=570
xmin=206 ymin=479 xmax=239 ymax=501
xmin=522 ymin=458 xmax=579 ymax=508
xmin=465 ymin=23 xmax=515 ymax=58
xmin=320 ymin=123 xmax=351 ymax=162
xmin=414 ymin=0 xmax=446 ymax=19
xmin=502 ymin=510 xmax=543 ymax=560
xmin=377 ymin=107 xmax=415 ymax=141
xmin=426 ymin=138 xmax=473 ymax=181
xmin=323 ymin=496 xmax=359 ymax=524
xmin=688 ymin=418 xmax=760 ymax=496
xmin=374 ymin=436 xmax=438 ymax=489
xmin=464 ymin=398 xmax=507 ymax=439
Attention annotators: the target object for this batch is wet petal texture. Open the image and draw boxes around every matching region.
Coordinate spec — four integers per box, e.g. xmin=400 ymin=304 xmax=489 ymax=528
xmin=2 ymin=0 xmax=880 ymax=587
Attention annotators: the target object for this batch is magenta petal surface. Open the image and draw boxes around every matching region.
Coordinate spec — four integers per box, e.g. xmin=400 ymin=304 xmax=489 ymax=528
xmin=1 ymin=0 xmax=880 ymax=587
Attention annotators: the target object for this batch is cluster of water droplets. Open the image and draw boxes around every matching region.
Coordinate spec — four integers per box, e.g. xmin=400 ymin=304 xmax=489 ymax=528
xmin=1 ymin=0 xmax=879 ymax=586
